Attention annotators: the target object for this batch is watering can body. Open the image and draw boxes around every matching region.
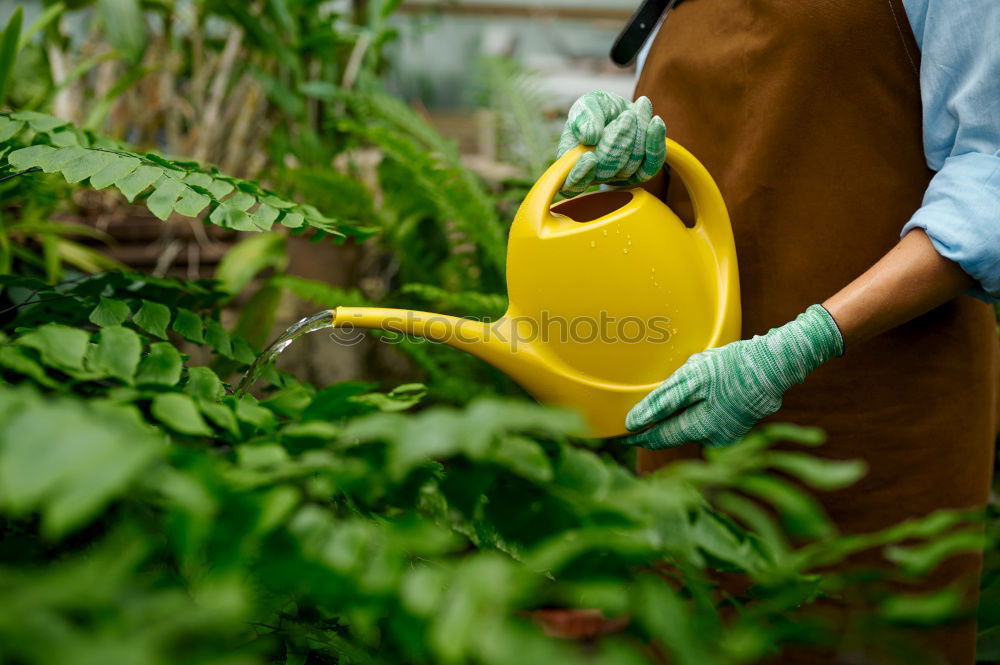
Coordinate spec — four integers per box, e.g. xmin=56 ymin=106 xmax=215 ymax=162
xmin=334 ymin=139 xmax=740 ymax=437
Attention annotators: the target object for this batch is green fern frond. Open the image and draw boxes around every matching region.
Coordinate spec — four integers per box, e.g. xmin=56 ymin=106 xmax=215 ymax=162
xmin=351 ymin=82 xmax=503 ymax=238
xmin=475 ymin=56 xmax=558 ymax=179
xmin=400 ymin=283 xmax=507 ymax=319
xmin=0 ymin=111 xmax=353 ymax=237
xmin=312 ymin=81 xmax=507 ymax=283
xmin=363 ymin=126 xmax=504 ymax=254
xmin=270 ymin=274 xmax=370 ymax=309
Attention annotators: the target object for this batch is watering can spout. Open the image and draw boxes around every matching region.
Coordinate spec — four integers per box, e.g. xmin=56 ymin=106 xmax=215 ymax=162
xmin=331 ymin=306 xmax=524 ymax=374
xmin=328 ymin=305 xmax=672 ymax=438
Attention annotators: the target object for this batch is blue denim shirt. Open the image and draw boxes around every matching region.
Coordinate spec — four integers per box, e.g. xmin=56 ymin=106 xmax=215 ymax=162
xmin=638 ymin=0 xmax=1000 ymax=301
xmin=899 ymin=0 xmax=1000 ymax=301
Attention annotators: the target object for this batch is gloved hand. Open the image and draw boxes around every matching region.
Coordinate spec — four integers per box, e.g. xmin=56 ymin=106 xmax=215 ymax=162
xmin=557 ymin=91 xmax=667 ymax=196
xmin=620 ymin=305 xmax=844 ymax=449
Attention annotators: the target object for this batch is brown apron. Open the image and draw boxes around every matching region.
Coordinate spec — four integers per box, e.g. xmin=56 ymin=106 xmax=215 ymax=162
xmin=634 ymin=1 xmax=999 ymax=662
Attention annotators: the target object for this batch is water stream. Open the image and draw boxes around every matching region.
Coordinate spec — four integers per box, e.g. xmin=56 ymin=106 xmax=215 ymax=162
xmin=234 ymin=310 xmax=335 ymax=397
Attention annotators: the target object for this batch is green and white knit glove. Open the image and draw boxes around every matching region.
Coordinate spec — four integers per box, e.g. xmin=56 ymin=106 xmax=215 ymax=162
xmin=620 ymin=305 xmax=845 ymax=449
xmin=557 ymin=91 xmax=667 ymax=197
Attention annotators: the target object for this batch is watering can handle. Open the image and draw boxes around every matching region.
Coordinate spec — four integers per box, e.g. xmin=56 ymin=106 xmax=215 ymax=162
xmin=659 ymin=139 xmax=741 ymax=348
xmin=524 ymin=139 xmax=741 ymax=348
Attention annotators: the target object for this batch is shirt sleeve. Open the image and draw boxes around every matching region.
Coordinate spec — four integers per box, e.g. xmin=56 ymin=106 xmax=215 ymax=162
xmin=900 ymin=0 xmax=1000 ymax=301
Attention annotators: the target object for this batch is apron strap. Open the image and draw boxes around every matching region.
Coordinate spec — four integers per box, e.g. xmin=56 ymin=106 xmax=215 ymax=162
xmin=610 ymin=0 xmax=686 ymax=66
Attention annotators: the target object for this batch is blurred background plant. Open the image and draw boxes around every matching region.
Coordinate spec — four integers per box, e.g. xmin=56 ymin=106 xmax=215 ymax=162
xmin=0 ymin=1 xmax=997 ymax=663
xmin=0 ymin=0 xmax=598 ymax=400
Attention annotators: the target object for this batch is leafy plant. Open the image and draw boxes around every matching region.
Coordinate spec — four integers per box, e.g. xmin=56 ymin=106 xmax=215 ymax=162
xmin=473 ymin=56 xmax=560 ymax=180
xmin=327 ymin=78 xmax=510 ymax=290
xmin=0 ymin=267 xmax=989 ymax=665
xmin=0 ymin=111 xmax=349 ymax=235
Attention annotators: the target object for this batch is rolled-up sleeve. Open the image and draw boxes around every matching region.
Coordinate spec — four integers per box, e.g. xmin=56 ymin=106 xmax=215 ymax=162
xmin=900 ymin=0 xmax=1000 ymax=301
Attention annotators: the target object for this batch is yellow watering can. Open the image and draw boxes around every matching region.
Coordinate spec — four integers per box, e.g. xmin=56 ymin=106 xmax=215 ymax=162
xmin=333 ymin=139 xmax=740 ymax=437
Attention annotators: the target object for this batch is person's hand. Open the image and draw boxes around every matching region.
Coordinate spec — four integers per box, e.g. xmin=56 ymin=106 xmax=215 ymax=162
xmin=619 ymin=305 xmax=844 ymax=449
xmin=557 ymin=91 xmax=667 ymax=196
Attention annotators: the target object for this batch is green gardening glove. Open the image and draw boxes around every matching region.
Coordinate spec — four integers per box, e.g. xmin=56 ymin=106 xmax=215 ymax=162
xmin=557 ymin=91 xmax=667 ymax=197
xmin=620 ymin=305 xmax=844 ymax=449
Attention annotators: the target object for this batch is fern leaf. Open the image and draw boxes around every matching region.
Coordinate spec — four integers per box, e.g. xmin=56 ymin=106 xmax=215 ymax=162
xmin=147 ymin=176 xmax=186 ymax=221
xmin=270 ymin=274 xmax=369 ymax=308
xmin=181 ymin=172 xmax=213 ymax=189
xmin=476 ymin=57 xmax=557 ymax=179
xmin=8 ymin=145 xmax=54 ymax=170
xmin=0 ymin=8 xmax=22 ymax=109
xmin=174 ymin=190 xmax=210 ymax=217
xmin=206 ymin=179 xmax=235 ymax=199
xmin=10 ymin=110 xmax=63 ymax=132
xmin=400 ymin=283 xmax=507 ymax=319
xmin=259 ymin=194 xmax=296 ymax=209
xmin=0 ymin=111 xmax=356 ymax=238
xmin=0 ymin=117 xmax=24 ymax=141
xmin=209 ymin=203 xmax=253 ymax=231
xmin=116 ymin=165 xmax=162 ymax=202
xmin=333 ymin=81 xmax=507 ymax=283
xmin=253 ymin=203 xmax=279 ymax=230
xmin=40 ymin=146 xmax=91 ymax=173
xmin=227 ymin=191 xmax=255 ymax=211
xmin=90 ymin=155 xmax=140 ymax=189
xmin=61 ymin=151 xmax=116 ymax=184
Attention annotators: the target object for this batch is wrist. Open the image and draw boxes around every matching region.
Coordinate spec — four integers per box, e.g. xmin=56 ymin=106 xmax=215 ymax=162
xmin=802 ymin=304 xmax=846 ymax=360
xmin=787 ymin=305 xmax=844 ymax=376
xmin=761 ymin=305 xmax=844 ymax=388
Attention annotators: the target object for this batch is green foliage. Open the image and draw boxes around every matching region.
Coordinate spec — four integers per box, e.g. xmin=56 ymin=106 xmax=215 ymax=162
xmin=0 ymin=272 xmax=255 ymax=367
xmin=0 ymin=270 xmax=987 ymax=665
xmin=474 ymin=56 xmax=559 ymax=179
xmin=400 ymin=282 xmax=508 ymax=319
xmin=0 ymin=111 xmax=350 ymax=235
xmin=270 ymin=273 xmax=370 ymax=309
xmin=97 ymin=0 xmax=148 ymax=64
xmin=0 ymin=7 xmax=22 ymax=109
xmin=324 ymin=80 xmax=509 ymax=290
xmin=0 ymin=384 xmax=162 ymax=538
xmin=215 ymin=234 xmax=289 ymax=296
xmin=978 ymin=512 xmax=1000 ymax=659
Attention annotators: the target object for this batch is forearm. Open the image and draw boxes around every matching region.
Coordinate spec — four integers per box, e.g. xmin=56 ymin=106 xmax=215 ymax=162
xmin=822 ymin=229 xmax=976 ymax=348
